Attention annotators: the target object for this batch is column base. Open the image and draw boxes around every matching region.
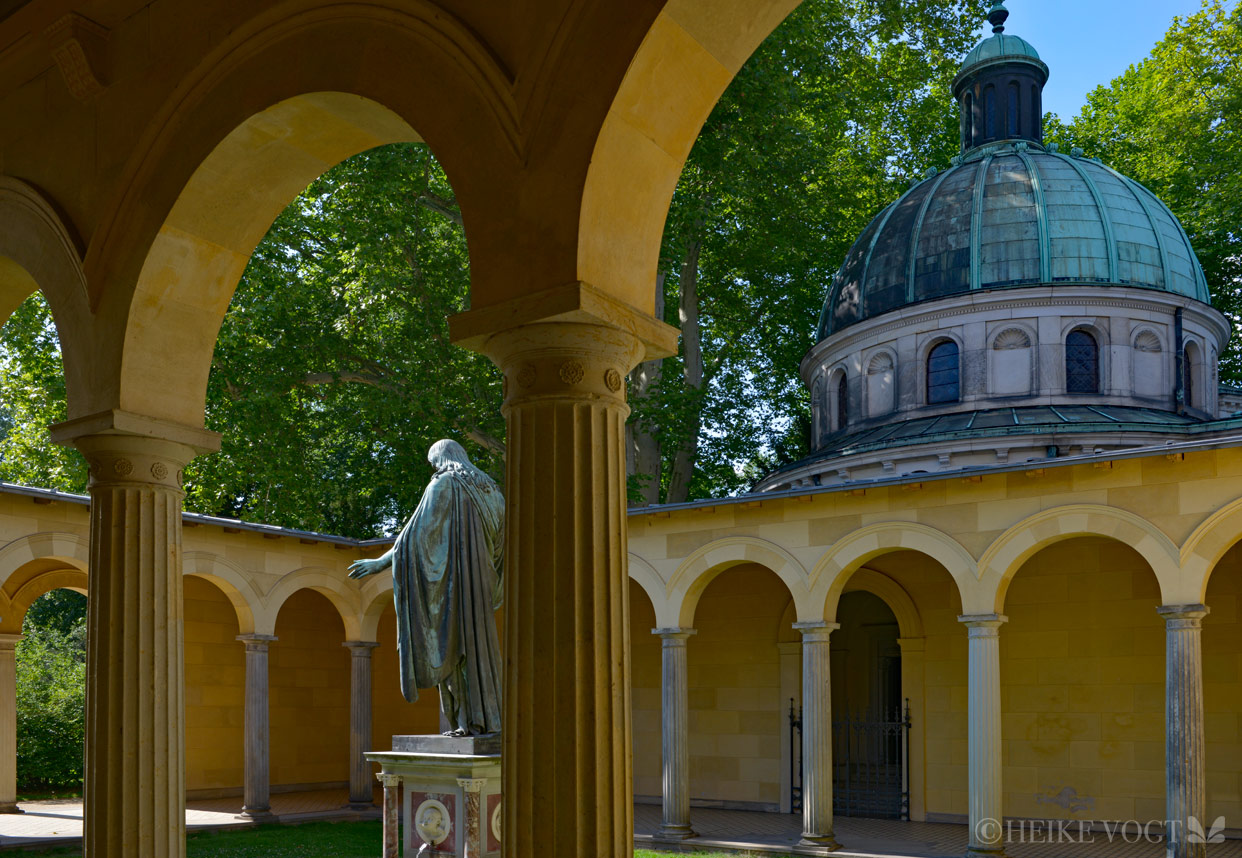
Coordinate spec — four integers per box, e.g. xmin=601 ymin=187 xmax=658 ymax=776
xmin=795 ymin=835 xmax=842 ymax=855
xmin=653 ymin=824 xmax=697 ymax=842
xmin=965 ymin=847 xmax=1007 ymax=858
xmin=235 ymin=809 xmax=276 ymax=822
xmin=344 ymin=801 xmax=377 ymax=811
xmin=0 ymin=803 xmax=23 ymax=814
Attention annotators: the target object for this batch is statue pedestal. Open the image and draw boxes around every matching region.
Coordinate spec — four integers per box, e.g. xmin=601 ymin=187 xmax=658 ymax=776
xmin=367 ymin=736 xmax=501 ymax=858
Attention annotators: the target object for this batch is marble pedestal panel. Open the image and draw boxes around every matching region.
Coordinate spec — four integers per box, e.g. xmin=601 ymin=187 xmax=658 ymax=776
xmin=367 ymin=736 xmax=501 ymax=858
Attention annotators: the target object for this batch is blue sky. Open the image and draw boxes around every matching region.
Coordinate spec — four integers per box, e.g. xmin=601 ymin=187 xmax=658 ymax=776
xmin=987 ymin=0 xmax=1230 ymax=118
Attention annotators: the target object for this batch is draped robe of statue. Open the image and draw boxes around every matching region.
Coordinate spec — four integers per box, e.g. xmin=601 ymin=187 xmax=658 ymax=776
xmin=390 ymin=446 xmax=504 ymax=735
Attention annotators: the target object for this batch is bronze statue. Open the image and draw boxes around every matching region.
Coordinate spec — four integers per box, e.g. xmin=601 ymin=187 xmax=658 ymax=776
xmin=349 ymin=440 xmax=504 ymax=736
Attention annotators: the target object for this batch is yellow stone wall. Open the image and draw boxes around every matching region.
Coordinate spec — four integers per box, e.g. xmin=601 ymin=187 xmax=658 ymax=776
xmin=1205 ymin=543 xmax=1242 ymax=823
xmin=270 ymin=589 xmax=350 ymax=788
xmin=686 ymin=565 xmax=787 ymax=810
xmin=184 ymin=576 xmax=245 ymax=793
xmin=631 ymin=580 xmax=662 ymax=801
xmin=372 ymin=603 xmax=441 ymax=751
xmin=1000 ymin=539 xmax=1165 ymax=823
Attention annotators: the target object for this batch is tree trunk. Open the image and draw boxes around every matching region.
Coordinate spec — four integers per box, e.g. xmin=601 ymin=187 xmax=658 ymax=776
xmin=627 ymin=272 xmax=665 ymax=507
xmin=665 ymin=235 xmax=703 ymax=505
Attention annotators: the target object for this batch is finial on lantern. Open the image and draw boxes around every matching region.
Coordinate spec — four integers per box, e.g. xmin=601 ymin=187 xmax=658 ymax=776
xmin=988 ymin=2 xmax=1009 ymax=34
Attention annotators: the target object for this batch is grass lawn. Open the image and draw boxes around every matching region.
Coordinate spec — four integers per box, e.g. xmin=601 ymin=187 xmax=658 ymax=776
xmin=23 ymin=823 xmax=785 ymax=857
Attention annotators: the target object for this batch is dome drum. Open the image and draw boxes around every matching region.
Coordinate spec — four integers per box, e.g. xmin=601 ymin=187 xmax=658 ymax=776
xmin=803 ymin=284 xmax=1228 ymax=451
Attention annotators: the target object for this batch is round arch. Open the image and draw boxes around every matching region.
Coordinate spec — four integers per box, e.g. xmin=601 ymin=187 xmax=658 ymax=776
xmin=1180 ymin=497 xmax=1242 ymax=604
xmin=979 ymin=504 xmax=1180 ymax=612
xmin=0 ymin=532 xmax=89 ymax=585
xmin=260 ymin=567 xmax=362 ymax=640
xmin=666 ymin=536 xmax=814 ymax=628
xmin=0 ymin=178 xmax=93 ymax=416
xmin=810 ymin=521 xmax=976 ymax=614
xmin=359 ymin=583 xmax=395 ymax=643
xmin=79 ymin=0 xmax=525 ymax=428
xmin=835 ymin=567 xmax=924 ymax=639
xmin=0 ymin=566 xmax=89 ymax=636
xmin=182 ymin=551 xmax=263 ymax=636
xmin=628 ymin=552 xmax=673 ymax=628
xmin=577 ymin=0 xmax=803 ymax=312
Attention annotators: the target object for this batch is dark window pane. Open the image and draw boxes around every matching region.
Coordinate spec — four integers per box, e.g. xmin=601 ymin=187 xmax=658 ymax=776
xmin=1066 ymin=331 xmax=1099 ymax=393
xmin=1008 ymin=83 xmax=1019 ymax=136
xmin=927 ymin=341 xmax=961 ymax=404
xmin=1185 ymin=347 xmax=1195 ymax=408
xmin=836 ymin=375 xmax=849 ymax=430
xmin=985 ymin=87 xmax=996 ymax=138
xmin=965 ymin=93 xmax=975 ymax=148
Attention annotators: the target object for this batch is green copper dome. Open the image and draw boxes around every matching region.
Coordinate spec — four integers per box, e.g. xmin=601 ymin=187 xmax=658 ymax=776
xmin=816 ymin=3 xmax=1210 ymax=340
xmin=817 ymin=145 xmax=1212 ymax=339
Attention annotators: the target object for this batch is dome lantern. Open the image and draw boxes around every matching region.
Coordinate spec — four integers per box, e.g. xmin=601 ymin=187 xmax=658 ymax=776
xmin=953 ymin=2 xmax=1050 ymax=155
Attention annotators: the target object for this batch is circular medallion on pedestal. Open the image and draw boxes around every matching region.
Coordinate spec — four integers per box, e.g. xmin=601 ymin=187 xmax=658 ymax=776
xmin=414 ymin=798 xmax=451 ymax=846
xmin=491 ymin=800 xmax=501 ymax=842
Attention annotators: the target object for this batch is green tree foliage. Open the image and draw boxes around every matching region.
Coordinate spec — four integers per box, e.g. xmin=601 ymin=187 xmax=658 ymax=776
xmin=16 ymin=590 xmax=86 ymax=791
xmin=629 ymin=0 xmax=981 ymax=504
xmin=185 ymin=144 xmax=503 ymax=537
xmin=1043 ymin=0 xmax=1242 ymax=379
xmin=0 ymin=294 xmax=83 ymax=492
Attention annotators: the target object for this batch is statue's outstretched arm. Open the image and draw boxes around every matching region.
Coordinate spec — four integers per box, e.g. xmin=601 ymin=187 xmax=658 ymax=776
xmin=348 ymin=547 xmax=395 ymax=580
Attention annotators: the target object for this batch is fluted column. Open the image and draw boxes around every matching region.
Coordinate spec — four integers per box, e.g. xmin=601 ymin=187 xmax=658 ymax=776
xmin=0 ymin=634 xmax=21 ymax=813
xmin=237 ymin=634 xmax=276 ymax=820
xmin=344 ymin=641 xmax=379 ymax=808
xmin=1159 ymin=604 xmax=1209 ymax=858
xmin=795 ymin=621 xmax=840 ymax=853
xmin=654 ymin=628 xmax=696 ymax=841
xmin=960 ymin=614 xmax=1007 ymax=858
xmin=61 ymin=425 xmax=215 ymax=858
xmin=461 ymin=308 xmax=671 ymax=858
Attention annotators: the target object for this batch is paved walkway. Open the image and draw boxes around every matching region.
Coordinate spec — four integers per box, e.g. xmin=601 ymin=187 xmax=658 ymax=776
xmin=2 ymin=796 xmax=1240 ymax=856
xmin=634 ymin=805 xmax=1242 ymax=858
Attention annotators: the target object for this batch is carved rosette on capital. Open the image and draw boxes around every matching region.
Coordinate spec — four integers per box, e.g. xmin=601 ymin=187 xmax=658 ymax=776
xmin=496 ymin=323 xmax=641 ymax=414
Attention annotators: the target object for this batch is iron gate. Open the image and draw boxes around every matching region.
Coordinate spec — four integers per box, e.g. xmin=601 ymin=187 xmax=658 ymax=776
xmin=790 ymin=699 xmax=911 ymax=820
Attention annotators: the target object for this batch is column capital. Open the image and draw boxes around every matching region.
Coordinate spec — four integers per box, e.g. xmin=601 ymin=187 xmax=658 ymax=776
xmin=793 ymin=621 xmax=839 ymax=642
xmin=50 ymin=413 xmax=221 ymax=492
xmin=449 ymin=281 xmax=679 ymax=361
xmin=236 ymin=634 xmax=277 ymax=651
xmin=0 ymin=634 xmax=22 ymax=650
xmin=653 ymin=627 xmax=696 ymax=643
xmin=377 ymin=772 xmax=402 ymax=788
xmin=343 ymin=640 xmax=381 ymax=653
xmin=959 ymin=613 xmax=1008 ymax=633
xmin=457 ymin=777 xmax=487 ymax=793
xmin=897 ymin=636 xmax=926 ymax=653
xmin=1157 ymin=604 xmax=1209 ymax=624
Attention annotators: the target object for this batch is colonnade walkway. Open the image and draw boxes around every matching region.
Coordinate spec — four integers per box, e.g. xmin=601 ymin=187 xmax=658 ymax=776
xmin=633 ymin=806 xmax=1242 ymax=858
xmin=3 ymin=799 xmax=1242 ymax=856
